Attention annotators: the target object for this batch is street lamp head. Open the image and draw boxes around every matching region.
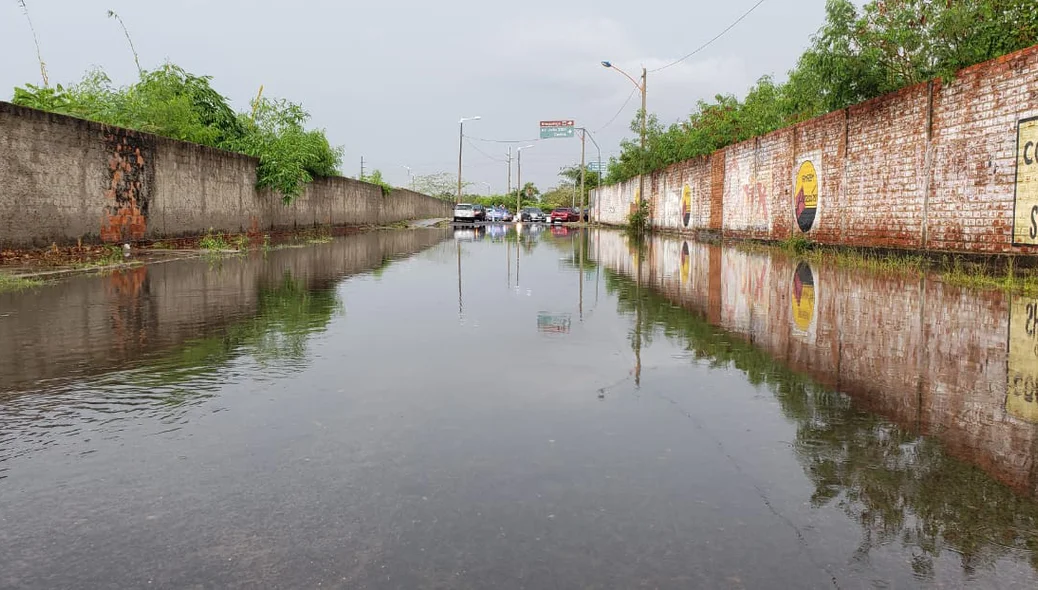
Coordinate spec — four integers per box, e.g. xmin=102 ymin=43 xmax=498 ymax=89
xmin=459 ymin=115 xmax=482 ymax=124
xmin=601 ymin=61 xmax=612 ymax=68
xmin=519 ymin=144 xmax=534 ymax=151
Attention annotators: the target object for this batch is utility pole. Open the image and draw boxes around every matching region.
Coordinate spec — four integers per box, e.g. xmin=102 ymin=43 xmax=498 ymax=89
xmin=600 ymin=61 xmax=647 ymax=209
xmin=360 ymin=156 xmax=365 ymax=180
xmin=457 ymin=116 xmax=482 ymax=204
xmin=579 ymin=129 xmax=586 ymax=216
xmin=516 ymin=145 xmax=534 ymax=215
xmin=639 ymin=66 xmax=647 ymax=208
xmin=507 ymin=147 xmax=512 ymax=205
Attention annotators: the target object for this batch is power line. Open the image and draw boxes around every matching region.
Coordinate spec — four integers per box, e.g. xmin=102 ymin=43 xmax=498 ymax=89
xmin=464 ymin=137 xmax=507 ymax=162
xmin=465 ymin=135 xmax=542 ymax=144
xmin=595 ymin=87 xmax=639 ymax=133
xmin=650 ymin=0 xmax=767 ymax=73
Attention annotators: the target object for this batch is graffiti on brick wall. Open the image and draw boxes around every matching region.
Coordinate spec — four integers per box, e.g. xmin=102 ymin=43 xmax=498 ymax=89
xmin=100 ymin=131 xmax=153 ymax=243
xmin=794 ymin=152 xmax=821 ymax=233
xmin=1013 ymin=116 xmax=1038 ymax=245
xmin=1007 ymin=295 xmax=1038 ymax=423
xmin=727 ymin=151 xmax=769 ymax=231
xmin=791 ymin=261 xmax=819 ymax=343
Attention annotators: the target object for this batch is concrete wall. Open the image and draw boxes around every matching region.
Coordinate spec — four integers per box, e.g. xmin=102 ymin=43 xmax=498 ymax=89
xmin=592 ymin=45 xmax=1038 ymax=255
xmin=0 ymin=102 xmax=452 ymax=247
xmin=592 ymin=230 xmax=1038 ymax=497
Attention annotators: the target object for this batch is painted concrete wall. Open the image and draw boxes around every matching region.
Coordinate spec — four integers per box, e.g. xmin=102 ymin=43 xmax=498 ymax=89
xmin=592 ymin=230 xmax=1038 ymax=498
xmin=0 ymin=102 xmax=452 ymax=247
xmin=591 ymin=45 xmax=1038 ymax=255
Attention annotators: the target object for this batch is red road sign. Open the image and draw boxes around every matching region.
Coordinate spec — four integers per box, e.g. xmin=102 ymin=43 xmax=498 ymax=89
xmin=540 ymin=120 xmax=575 ymax=127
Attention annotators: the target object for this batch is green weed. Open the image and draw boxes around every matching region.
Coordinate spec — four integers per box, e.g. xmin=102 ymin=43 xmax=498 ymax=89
xmin=0 ymin=273 xmax=43 ymax=293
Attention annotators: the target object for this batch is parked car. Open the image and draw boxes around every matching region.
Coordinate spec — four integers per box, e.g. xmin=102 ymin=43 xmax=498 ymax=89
xmin=550 ymin=208 xmax=580 ymax=223
xmin=487 ymin=206 xmax=511 ymax=222
xmin=454 ymin=203 xmax=478 ymax=223
xmin=520 ymin=207 xmax=546 ymax=222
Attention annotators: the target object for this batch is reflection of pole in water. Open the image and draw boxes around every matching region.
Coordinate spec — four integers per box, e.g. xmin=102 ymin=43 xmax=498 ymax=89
xmin=595 ymin=230 xmax=600 ymax=308
xmin=516 ymin=232 xmax=521 ymax=287
xmin=634 ymin=241 xmax=643 ymax=388
xmin=507 ymin=238 xmax=511 ymax=286
xmin=457 ymin=240 xmax=463 ymax=317
xmin=579 ymin=229 xmax=584 ymax=321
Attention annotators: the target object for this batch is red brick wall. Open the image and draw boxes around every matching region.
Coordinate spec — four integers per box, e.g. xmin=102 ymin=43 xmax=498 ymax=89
xmin=591 ymin=45 xmax=1038 ymax=254
xmin=928 ymin=49 xmax=1038 ymax=253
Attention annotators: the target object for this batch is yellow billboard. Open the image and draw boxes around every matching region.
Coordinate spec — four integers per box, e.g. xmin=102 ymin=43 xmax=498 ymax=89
xmin=1011 ymin=117 xmax=1038 ymax=245
xmin=1007 ymin=296 xmax=1038 ymax=423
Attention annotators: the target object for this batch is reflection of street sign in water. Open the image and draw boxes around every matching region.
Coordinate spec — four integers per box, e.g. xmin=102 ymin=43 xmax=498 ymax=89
xmin=540 ymin=120 xmax=575 ymax=139
xmin=537 ymin=312 xmax=572 ymax=334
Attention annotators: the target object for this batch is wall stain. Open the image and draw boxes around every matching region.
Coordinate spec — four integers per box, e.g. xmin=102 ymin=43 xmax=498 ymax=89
xmin=100 ymin=131 xmax=153 ymax=242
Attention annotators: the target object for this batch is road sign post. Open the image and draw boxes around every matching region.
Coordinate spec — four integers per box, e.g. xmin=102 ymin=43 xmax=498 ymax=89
xmin=540 ymin=120 xmax=575 ymax=139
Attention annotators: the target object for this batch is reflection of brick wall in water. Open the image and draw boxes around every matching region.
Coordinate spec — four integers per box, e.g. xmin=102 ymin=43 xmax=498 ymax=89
xmin=100 ymin=130 xmax=153 ymax=242
xmin=596 ymin=230 xmax=1038 ymax=497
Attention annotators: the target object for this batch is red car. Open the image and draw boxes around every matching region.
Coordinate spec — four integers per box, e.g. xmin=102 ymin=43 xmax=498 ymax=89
xmin=550 ymin=208 xmax=580 ymax=223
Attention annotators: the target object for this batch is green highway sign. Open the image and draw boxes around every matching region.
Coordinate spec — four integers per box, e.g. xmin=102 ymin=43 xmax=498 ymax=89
xmin=540 ymin=120 xmax=575 ymax=139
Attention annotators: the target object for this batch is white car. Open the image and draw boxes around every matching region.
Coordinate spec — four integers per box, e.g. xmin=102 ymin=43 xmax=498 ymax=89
xmin=453 ymin=203 xmax=478 ymax=223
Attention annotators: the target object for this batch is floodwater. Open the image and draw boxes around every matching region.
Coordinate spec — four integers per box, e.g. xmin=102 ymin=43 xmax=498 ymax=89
xmin=2 ymin=226 xmax=1038 ymax=589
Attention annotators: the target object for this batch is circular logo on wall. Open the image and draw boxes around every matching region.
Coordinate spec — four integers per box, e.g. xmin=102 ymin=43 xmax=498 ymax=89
xmin=681 ymin=184 xmax=692 ymax=227
xmin=794 ymin=160 xmax=819 ymax=233
xmin=680 ymin=241 xmax=691 ymax=284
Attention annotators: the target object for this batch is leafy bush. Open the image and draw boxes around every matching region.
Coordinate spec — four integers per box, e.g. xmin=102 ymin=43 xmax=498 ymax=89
xmin=361 ymin=170 xmax=393 ymax=197
xmin=625 ymin=199 xmax=651 ymax=235
xmin=225 ymin=97 xmax=343 ymax=202
xmin=11 ymin=63 xmax=342 ymax=203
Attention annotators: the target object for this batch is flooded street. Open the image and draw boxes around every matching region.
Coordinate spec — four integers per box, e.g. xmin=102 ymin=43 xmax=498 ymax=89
xmin=3 ymin=226 xmax=1038 ymax=588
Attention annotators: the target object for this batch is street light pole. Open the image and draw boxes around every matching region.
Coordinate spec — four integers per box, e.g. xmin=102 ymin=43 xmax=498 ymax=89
xmin=516 ymin=144 xmax=534 ymax=215
xmin=457 ymin=116 xmax=481 ymax=203
xmin=601 ymin=61 xmax=647 ymax=208
xmin=575 ymin=127 xmax=602 ymax=223
xmin=481 ymin=182 xmax=492 ymax=196
xmin=401 ymin=165 xmax=413 ymax=191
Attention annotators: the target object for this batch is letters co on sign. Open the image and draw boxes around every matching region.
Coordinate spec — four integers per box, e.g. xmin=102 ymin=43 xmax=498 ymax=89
xmin=1012 ymin=116 xmax=1038 ymax=245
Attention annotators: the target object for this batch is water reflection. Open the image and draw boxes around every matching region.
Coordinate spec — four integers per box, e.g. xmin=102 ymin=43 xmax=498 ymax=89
xmin=6 ymin=226 xmax=1038 ymax=587
xmin=0 ymin=229 xmax=448 ymax=465
xmin=594 ymin=231 xmax=1038 ymax=577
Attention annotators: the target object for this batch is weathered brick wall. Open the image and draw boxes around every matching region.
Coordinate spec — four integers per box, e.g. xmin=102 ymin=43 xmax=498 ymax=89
xmin=928 ymin=49 xmax=1038 ymax=253
xmin=0 ymin=102 xmax=452 ymax=247
xmin=591 ymin=45 xmax=1038 ymax=255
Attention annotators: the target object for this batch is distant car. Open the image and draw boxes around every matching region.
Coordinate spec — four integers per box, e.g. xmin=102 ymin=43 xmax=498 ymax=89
xmin=520 ymin=207 xmax=546 ymax=222
xmin=454 ymin=203 xmax=478 ymax=223
xmin=472 ymin=204 xmax=487 ymax=221
xmin=487 ymin=207 xmax=511 ymax=222
xmin=551 ymin=208 xmax=580 ymax=223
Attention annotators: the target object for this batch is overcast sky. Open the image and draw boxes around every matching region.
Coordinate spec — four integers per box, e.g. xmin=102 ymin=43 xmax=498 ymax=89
xmin=2 ymin=0 xmax=836 ymax=192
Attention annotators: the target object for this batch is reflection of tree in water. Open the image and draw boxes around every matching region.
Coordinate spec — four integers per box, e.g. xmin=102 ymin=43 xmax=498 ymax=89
xmin=605 ymin=268 xmax=1038 ymax=578
xmin=125 ymin=271 xmax=341 ymax=407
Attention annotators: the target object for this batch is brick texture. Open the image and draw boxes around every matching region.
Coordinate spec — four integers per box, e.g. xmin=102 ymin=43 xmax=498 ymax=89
xmin=590 ymin=45 xmax=1038 ymax=254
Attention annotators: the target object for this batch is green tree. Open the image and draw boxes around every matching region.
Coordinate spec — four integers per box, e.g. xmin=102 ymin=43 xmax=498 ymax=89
xmin=605 ymin=0 xmax=1038 ymax=185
